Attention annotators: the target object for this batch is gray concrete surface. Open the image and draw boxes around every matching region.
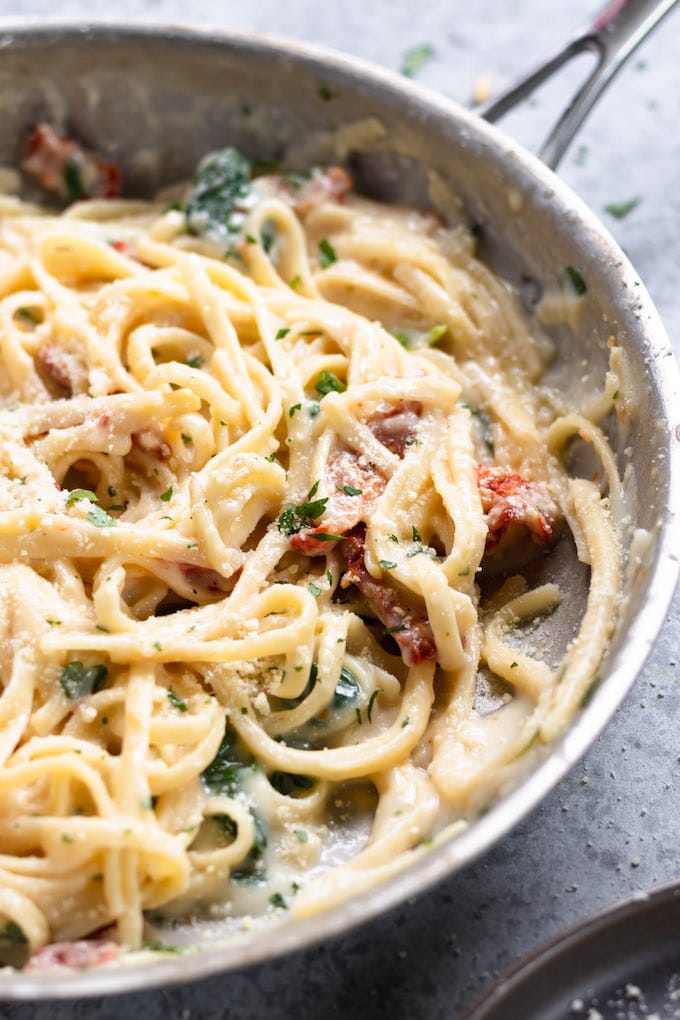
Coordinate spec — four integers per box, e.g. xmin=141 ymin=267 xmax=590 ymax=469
xmin=0 ymin=1 xmax=679 ymax=1017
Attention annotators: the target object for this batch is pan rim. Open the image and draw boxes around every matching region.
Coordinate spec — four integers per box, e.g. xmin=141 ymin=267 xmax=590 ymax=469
xmin=0 ymin=17 xmax=677 ymax=1000
xmin=457 ymin=878 xmax=680 ymax=1019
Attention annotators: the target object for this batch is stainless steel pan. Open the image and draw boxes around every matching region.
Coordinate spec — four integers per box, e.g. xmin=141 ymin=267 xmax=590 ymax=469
xmin=1 ymin=2 xmax=679 ymax=998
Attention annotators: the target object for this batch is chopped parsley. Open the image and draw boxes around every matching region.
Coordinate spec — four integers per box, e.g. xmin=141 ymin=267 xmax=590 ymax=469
xmin=269 ymin=892 xmax=288 ymax=909
xmin=63 ymin=155 xmax=85 ymax=202
xmin=277 ymin=497 xmax=328 ymax=535
xmin=65 ymin=488 xmax=97 ymax=506
xmin=315 ymin=370 xmax=346 ymax=396
xmin=275 ymin=327 xmax=290 ymax=340
xmin=181 ymin=432 xmax=193 ymax=445
xmin=379 ymin=559 xmax=397 ymax=571
xmin=294 ymin=829 xmax=308 ymax=843
xmin=412 ymin=525 xmax=421 ymax=542
xmin=367 ymin=688 xmax=382 ymax=723
xmin=59 ymin=660 xmax=108 ymax=700
xmin=392 ymin=323 xmax=447 ymax=349
xmin=406 ymin=545 xmax=436 ymax=558
xmin=563 ymin=265 xmax=587 ymax=296
xmin=317 ymin=84 xmax=335 ymax=101
xmin=87 ymin=506 xmax=117 ymax=528
xmin=604 ymin=197 xmax=640 ymax=219
xmin=336 ymin=483 xmax=362 ymax=496
xmin=186 ymin=355 xmax=204 ymax=369
xmin=333 ymin=667 xmax=360 ymax=707
xmin=309 ymin=582 xmax=322 ymax=597
xmin=265 ymin=452 xmax=277 ymax=462
xmin=202 ymin=727 xmax=245 ymax=794
xmin=401 ymin=43 xmax=434 ymax=78
xmin=289 ymin=274 xmax=302 ymax=290
xmin=510 ymin=661 xmax=518 ymax=669
xmin=401 ymin=715 xmax=410 ymax=728
xmin=289 ymin=403 xmax=302 ymax=417
xmin=318 ymin=238 xmax=337 ymax=267
xmin=160 ymin=486 xmax=173 ymax=502
xmin=185 ymin=147 xmax=254 ymax=243
xmin=167 ymin=688 xmax=188 ymax=713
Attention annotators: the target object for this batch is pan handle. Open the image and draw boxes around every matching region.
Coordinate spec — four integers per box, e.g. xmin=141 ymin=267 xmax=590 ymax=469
xmin=478 ymin=0 xmax=679 ymax=169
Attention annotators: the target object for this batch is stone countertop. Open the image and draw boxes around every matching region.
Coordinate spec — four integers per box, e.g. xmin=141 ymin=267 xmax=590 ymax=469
xmin=0 ymin=1 xmax=679 ymax=1018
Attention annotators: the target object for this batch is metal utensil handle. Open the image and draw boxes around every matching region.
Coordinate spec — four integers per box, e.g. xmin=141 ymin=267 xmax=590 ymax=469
xmin=479 ymin=0 xmax=679 ymax=169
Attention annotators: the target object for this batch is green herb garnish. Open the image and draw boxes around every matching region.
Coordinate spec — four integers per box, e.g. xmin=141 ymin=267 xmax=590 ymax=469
xmin=318 ymin=238 xmax=337 ymax=267
xmin=563 ymin=265 xmax=587 ymax=296
xmin=277 ymin=497 xmax=328 ymax=535
xmin=59 ymin=660 xmax=108 ymax=700
xmin=87 ymin=506 xmax=117 ymax=528
xmin=63 ymin=156 xmax=85 ymax=202
xmin=65 ymin=488 xmax=97 ymax=506
xmin=185 ymin=147 xmax=253 ymax=242
xmin=167 ymin=688 xmax=187 ymax=713
xmin=604 ymin=197 xmax=640 ymax=219
xmin=315 ymin=370 xmax=346 ymax=396
xmin=401 ymin=43 xmax=434 ymax=78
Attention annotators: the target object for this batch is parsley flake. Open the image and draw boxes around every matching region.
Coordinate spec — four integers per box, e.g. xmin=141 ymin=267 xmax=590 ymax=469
xmin=379 ymin=560 xmax=397 ymax=571
xmin=65 ymin=488 xmax=97 ymax=506
xmin=318 ymin=238 xmax=337 ymax=267
xmin=401 ymin=43 xmax=434 ymax=78
xmin=276 ymin=327 xmax=290 ymax=340
xmin=315 ymin=370 xmax=346 ymax=396
xmin=367 ymin=688 xmax=382 ymax=723
xmin=87 ymin=506 xmax=117 ymax=528
xmin=168 ymin=688 xmax=188 ymax=713
xmin=160 ymin=486 xmax=173 ymax=502
xmin=563 ymin=265 xmax=587 ymax=296
xmin=277 ymin=497 xmax=328 ymax=535
xmin=60 ymin=661 xmax=108 ymax=700
xmin=336 ymin=483 xmax=362 ymax=496
xmin=604 ymin=197 xmax=640 ymax=219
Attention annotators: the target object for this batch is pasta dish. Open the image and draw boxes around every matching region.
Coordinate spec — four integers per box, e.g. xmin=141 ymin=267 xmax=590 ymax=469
xmin=0 ymin=127 xmax=624 ymax=968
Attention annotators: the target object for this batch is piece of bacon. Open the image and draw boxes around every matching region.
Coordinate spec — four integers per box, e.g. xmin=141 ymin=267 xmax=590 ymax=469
xmin=366 ymin=400 xmax=422 ymax=458
xmin=476 ymin=465 xmax=557 ymax=553
xmin=291 ymin=449 xmax=386 ymax=556
xmin=131 ymin=428 xmax=172 ymax=461
xmin=284 ymin=166 xmax=352 ymax=218
xmin=177 ymin=563 xmax=230 ymax=594
xmin=26 ymin=940 xmax=120 ymax=971
xmin=340 ymin=525 xmax=437 ymax=666
xmin=37 ymin=345 xmax=75 ymax=395
xmin=22 ymin=123 xmax=121 ymax=201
